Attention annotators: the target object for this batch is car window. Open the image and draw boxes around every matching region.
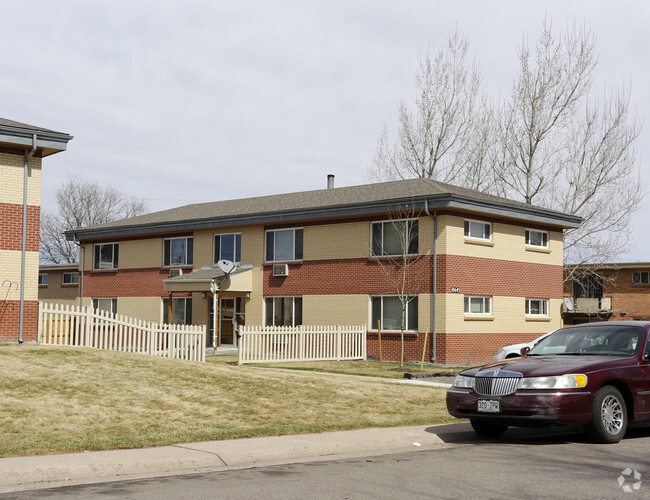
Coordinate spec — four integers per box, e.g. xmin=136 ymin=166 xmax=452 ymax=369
xmin=529 ymin=325 xmax=643 ymax=357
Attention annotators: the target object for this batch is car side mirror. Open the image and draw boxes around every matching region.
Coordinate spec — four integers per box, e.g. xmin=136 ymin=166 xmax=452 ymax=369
xmin=520 ymin=346 xmax=531 ymax=357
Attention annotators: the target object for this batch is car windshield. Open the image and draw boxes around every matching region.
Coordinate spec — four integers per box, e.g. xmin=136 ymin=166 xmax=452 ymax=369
xmin=527 ymin=324 xmax=643 ymax=357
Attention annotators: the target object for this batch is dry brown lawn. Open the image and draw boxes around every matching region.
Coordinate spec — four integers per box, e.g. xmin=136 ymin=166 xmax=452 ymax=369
xmin=0 ymin=346 xmax=454 ymax=457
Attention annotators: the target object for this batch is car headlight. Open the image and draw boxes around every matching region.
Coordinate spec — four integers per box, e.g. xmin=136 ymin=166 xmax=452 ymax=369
xmin=517 ymin=374 xmax=587 ymax=390
xmin=452 ymin=374 xmax=475 ymax=389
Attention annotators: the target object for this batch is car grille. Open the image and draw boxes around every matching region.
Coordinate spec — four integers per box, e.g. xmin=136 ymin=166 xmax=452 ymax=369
xmin=474 ymin=377 xmax=520 ymax=396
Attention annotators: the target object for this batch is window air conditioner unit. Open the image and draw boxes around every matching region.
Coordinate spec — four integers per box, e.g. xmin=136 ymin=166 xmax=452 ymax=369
xmin=273 ymin=264 xmax=289 ymax=277
xmin=169 ymin=268 xmax=183 ymax=278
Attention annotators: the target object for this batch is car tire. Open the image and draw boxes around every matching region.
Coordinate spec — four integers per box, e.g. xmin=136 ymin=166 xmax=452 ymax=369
xmin=586 ymin=386 xmax=627 ymax=444
xmin=470 ymin=419 xmax=508 ymax=438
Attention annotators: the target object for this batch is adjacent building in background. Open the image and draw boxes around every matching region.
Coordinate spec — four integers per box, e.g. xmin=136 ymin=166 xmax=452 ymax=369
xmin=0 ymin=118 xmax=72 ymax=343
xmin=563 ymin=263 xmax=650 ymax=325
xmin=66 ymin=177 xmax=580 ymax=365
xmin=38 ymin=263 xmax=80 ymax=307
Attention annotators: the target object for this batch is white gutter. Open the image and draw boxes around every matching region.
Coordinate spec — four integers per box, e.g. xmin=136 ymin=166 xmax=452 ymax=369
xmin=18 ymin=134 xmax=37 ymax=343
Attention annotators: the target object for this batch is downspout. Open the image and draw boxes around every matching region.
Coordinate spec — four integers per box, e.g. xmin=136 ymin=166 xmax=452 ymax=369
xmin=18 ymin=134 xmax=38 ymax=344
xmin=424 ymin=200 xmax=437 ymax=363
xmin=73 ymin=240 xmax=85 ymax=306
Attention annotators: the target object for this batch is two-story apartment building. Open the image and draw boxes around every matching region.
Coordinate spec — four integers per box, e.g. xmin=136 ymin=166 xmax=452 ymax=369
xmin=0 ymin=118 xmax=72 ymax=343
xmin=38 ymin=263 xmax=80 ymax=307
xmin=66 ymin=177 xmax=581 ymax=364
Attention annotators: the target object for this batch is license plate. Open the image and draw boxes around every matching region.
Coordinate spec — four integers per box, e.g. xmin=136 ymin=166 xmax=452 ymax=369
xmin=477 ymin=398 xmax=500 ymax=413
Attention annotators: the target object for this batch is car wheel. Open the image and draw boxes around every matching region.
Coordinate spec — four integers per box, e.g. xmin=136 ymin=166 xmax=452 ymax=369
xmin=586 ymin=386 xmax=627 ymax=444
xmin=470 ymin=419 xmax=508 ymax=438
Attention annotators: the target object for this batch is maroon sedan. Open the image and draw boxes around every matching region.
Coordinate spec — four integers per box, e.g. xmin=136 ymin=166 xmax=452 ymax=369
xmin=446 ymin=321 xmax=650 ymax=443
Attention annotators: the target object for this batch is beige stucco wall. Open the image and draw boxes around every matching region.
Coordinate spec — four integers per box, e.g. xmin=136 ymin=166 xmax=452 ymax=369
xmin=116 ymin=296 xmax=163 ymax=322
xmin=304 ymin=221 xmax=371 ymax=260
xmin=0 ymin=155 xmax=42 ymax=206
xmin=38 ymin=270 xmax=79 ymax=304
xmin=302 ymin=294 xmax=369 ymax=326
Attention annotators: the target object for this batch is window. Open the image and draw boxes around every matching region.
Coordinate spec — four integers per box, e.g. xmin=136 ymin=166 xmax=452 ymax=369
xmin=525 ymin=229 xmax=549 ymax=248
xmin=94 ymin=243 xmax=119 ymax=270
xmin=265 ymin=228 xmax=303 ymax=262
xmin=464 ymin=296 xmax=492 ymax=315
xmin=38 ymin=274 xmax=48 ymax=286
xmin=62 ymin=272 xmax=79 ymax=285
xmin=162 ymin=297 xmax=193 ymax=325
xmin=371 ymin=296 xmax=418 ymax=331
xmin=214 ymin=233 xmax=241 ymax=264
xmin=464 ymin=220 xmax=491 ymax=240
xmin=163 ymin=237 xmax=193 ymax=267
xmin=632 ymin=272 xmax=650 ymax=284
xmin=264 ymin=297 xmax=302 ymax=327
xmin=526 ymin=298 xmax=548 ymax=316
xmin=92 ymin=298 xmax=117 ymax=315
xmin=371 ymin=219 xmax=419 ymax=256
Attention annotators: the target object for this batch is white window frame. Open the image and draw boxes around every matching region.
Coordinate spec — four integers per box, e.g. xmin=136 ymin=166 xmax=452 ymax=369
xmin=214 ymin=233 xmax=242 ymax=264
xmin=62 ymin=272 xmax=79 ymax=285
xmin=94 ymin=243 xmax=119 ymax=270
xmin=163 ymin=237 xmax=193 ymax=267
xmin=371 ymin=219 xmax=419 ymax=257
xmin=464 ymin=219 xmax=492 ymax=241
xmin=38 ymin=273 xmax=48 ymax=286
xmin=92 ymin=298 xmax=117 ymax=315
xmin=525 ymin=229 xmax=549 ymax=248
xmin=162 ymin=297 xmax=193 ymax=325
xmin=264 ymin=296 xmax=303 ymax=327
xmin=265 ymin=228 xmax=303 ymax=263
xmin=371 ymin=295 xmax=418 ymax=331
xmin=525 ymin=298 xmax=549 ymax=316
xmin=464 ymin=295 xmax=492 ymax=315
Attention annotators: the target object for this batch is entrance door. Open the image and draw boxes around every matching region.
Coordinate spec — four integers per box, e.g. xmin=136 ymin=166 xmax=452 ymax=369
xmin=208 ymin=297 xmax=245 ymax=347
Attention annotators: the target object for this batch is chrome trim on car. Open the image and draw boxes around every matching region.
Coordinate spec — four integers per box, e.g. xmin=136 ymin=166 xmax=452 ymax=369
xmin=475 ymin=377 xmax=520 ymax=396
xmin=514 ymin=391 xmax=591 ymax=397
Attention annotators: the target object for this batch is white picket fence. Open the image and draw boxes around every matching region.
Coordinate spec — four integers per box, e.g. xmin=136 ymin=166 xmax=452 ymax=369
xmin=38 ymin=302 xmax=206 ymax=362
xmin=238 ymin=325 xmax=366 ymax=365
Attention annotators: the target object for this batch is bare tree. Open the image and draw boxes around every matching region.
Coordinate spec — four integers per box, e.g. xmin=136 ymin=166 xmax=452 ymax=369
xmin=371 ymin=206 xmax=426 ymax=367
xmin=40 ymin=176 xmax=149 ymax=264
xmin=367 ymin=29 xmax=492 ymax=190
xmin=494 ymin=21 xmax=643 ymax=273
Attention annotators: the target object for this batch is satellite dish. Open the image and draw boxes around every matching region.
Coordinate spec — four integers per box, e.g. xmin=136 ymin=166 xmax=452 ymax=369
xmin=563 ymin=297 xmax=574 ymax=311
xmin=217 ymin=260 xmax=236 ymax=275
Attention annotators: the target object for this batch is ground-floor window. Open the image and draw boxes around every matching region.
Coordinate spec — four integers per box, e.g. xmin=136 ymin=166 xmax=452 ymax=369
xmin=265 ymin=296 xmax=302 ymax=327
xmin=371 ymin=295 xmax=418 ymax=331
xmin=92 ymin=298 xmax=117 ymax=315
xmin=464 ymin=295 xmax=492 ymax=315
xmin=163 ymin=297 xmax=193 ymax=325
xmin=525 ymin=298 xmax=548 ymax=316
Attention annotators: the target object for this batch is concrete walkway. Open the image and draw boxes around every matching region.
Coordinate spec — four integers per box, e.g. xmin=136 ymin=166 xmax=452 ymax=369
xmin=0 ymin=425 xmax=449 ymax=494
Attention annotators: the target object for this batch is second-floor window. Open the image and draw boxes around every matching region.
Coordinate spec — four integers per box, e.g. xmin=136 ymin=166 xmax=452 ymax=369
xmin=525 ymin=229 xmax=549 ymax=248
xmin=632 ymin=272 xmax=650 ymax=284
xmin=62 ymin=272 xmax=79 ymax=285
xmin=214 ymin=233 xmax=241 ymax=264
xmin=94 ymin=243 xmax=119 ymax=270
xmin=163 ymin=237 xmax=193 ymax=267
xmin=371 ymin=219 xmax=419 ymax=256
xmin=38 ymin=274 xmax=48 ymax=286
xmin=464 ymin=219 xmax=491 ymax=241
xmin=265 ymin=228 xmax=303 ymax=262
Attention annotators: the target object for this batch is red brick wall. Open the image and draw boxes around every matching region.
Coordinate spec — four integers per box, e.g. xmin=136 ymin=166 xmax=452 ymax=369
xmin=83 ymin=267 xmax=193 ymax=297
xmin=0 ymin=202 xmax=40 ymax=251
xmin=0 ymin=301 xmax=39 ymax=342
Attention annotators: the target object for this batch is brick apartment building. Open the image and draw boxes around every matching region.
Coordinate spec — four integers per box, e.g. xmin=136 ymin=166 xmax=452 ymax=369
xmin=66 ymin=177 xmax=580 ymax=364
xmin=563 ymin=263 xmax=650 ymax=325
xmin=0 ymin=118 xmax=72 ymax=342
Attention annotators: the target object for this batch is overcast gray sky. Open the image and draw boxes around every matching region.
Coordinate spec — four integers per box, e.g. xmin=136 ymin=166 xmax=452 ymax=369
xmin=2 ymin=1 xmax=648 ymax=261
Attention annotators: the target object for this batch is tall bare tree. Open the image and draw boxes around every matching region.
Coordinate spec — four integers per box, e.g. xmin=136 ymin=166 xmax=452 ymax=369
xmin=367 ymin=29 xmax=492 ymax=190
xmin=372 ymin=22 xmax=643 ymax=271
xmin=494 ymin=21 xmax=643 ymax=272
xmin=40 ymin=176 xmax=149 ymax=264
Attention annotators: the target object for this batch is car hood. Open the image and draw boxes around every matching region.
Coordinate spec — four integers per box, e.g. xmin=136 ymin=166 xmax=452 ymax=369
xmin=461 ymin=355 xmax=634 ymax=378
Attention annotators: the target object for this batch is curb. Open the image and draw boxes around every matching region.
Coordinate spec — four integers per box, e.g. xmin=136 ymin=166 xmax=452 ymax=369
xmin=0 ymin=425 xmax=447 ymax=493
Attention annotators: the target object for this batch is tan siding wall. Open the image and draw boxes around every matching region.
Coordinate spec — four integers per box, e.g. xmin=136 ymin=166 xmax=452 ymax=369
xmin=302 ymin=294 xmax=369 ymax=326
xmin=1 ymin=250 xmax=39 ymax=301
xmin=304 ymin=221 xmax=370 ymax=260
xmin=441 ymin=214 xmax=563 ymax=265
xmin=0 ymin=155 xmax=42 ymax=205
xmin=119 ymin=239 xmax=163 ymax=269
xmin=116 ymin=296 xmax=162 ymax=322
